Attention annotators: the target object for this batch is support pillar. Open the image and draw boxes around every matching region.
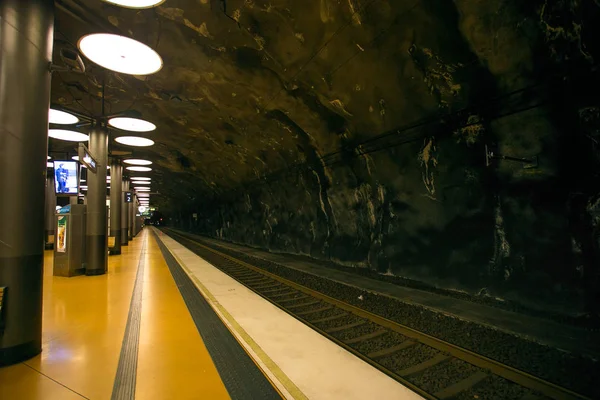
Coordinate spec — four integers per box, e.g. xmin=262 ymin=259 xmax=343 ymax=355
xmin=128 ymin=192 xmax=134 ymax=240
xmin=85 ymin=126 xmax=108 ymax=275
xmin=44 ymin=175 xmax=56 ymax=249
xmin=109 ymin=159 xmax=122 ymax=255
xmin=121 ymin=179 xmax=129 ymax=246
xmin=0 ymin=0 xmax=54 ymax=366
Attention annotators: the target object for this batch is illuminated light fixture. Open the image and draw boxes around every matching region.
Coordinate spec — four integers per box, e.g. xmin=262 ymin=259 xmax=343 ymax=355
xmin=131 ymin=181 xmax=150 ymax=185
xmin=47 ymin=162 xmax=53 ymax=168
xmin=109 ymin=118 xmax=156 ymax=132
xmin=126 ymin=166 xmax=152 ymax=172
xmin=49 ymin=129 xmax=89 ymax=142
xmin=101 ymin=0 xmax=165 ymax=9
xmin=47 ymin=156 xmax=51 ymax=160
xmin=72 ymin=156 xmax=79 ymax=161
xmin=80 ymin=186 xmax=88 ymax=189
xmin=115 ymin=136 xmax=154 ymax=147
xmin=49 ymin=108 xmax=79 ymax=124
xmin=138 ymin=206 xmax=148 ymax=213
xmin=135 ymin=188 xmax=151 ymax=191
xmin=123 ymin=158 xmax=152 ymax=165
xmin=78 ymin=34 xmax=162 ymax=76
xmin=130 ymin=176 xmax=151 ymax=181
xmin=80 ymin=179 xmax=86 ymax=182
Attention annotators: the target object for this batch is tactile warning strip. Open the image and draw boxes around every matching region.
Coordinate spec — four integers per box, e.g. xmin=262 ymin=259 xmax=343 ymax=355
xmin=111 ymin=236 xmax=147 ymax=400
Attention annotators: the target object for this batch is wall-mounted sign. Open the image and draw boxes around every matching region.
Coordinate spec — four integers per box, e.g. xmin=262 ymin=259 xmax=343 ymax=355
xmin=78 ymin=143 xmax=97 ymax=173
xmin=57 ymin=215 xmax=68 ymax=253
xmin=125 ymin=192 xmax=133 ymax=203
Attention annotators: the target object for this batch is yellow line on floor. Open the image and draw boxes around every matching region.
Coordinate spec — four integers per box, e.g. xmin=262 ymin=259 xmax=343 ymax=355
xmin=134 ymin=232 xmax=230 ymax=400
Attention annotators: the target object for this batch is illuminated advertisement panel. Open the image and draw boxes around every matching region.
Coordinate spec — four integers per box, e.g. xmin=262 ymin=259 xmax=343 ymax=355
xmin=53 ymin=161 xmax=79 ymax=195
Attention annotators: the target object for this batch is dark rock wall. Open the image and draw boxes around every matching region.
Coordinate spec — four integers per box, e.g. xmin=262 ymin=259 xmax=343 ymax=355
xmin=180 ymin=0 xmax=600 ymax=316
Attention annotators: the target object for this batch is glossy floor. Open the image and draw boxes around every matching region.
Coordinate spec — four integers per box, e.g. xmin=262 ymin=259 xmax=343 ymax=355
xmin=0 ymin=231 xmax=230 ymax=400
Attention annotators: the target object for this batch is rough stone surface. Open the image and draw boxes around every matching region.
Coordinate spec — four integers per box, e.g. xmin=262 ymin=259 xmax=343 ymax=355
xmin=52 ymin=0 xmax=600 ymax=315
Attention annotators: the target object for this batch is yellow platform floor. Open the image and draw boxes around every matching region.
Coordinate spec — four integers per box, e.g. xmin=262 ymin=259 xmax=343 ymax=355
xmin=0 ymin=229 xmax=230 ymax=400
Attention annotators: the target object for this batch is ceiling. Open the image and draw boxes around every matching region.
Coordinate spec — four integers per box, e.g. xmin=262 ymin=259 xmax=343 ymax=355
xmin=50 ymin=0 xmax=598 ymax=213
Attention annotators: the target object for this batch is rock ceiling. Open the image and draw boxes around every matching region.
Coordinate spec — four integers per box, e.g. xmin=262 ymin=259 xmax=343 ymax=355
xmin=50 ymin=0 xmax=598 ymax=212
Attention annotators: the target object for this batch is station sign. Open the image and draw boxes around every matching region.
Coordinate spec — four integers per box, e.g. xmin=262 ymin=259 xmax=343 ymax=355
xmin=125 ymin=192 xmax=133 ymax=203
xmin=78 ymin=143 xmax=97 ymax=173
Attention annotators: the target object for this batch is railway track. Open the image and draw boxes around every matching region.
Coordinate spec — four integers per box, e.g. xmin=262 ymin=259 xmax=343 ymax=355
xmin=162 ymin=228 xmax=590 ymax=400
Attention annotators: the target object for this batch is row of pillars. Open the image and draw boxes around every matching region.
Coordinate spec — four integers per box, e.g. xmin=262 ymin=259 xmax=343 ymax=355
xmin=0 ymin=0 xmax=144 ymax=366
xmin=43 ymin=162 xmax=139 ymax=255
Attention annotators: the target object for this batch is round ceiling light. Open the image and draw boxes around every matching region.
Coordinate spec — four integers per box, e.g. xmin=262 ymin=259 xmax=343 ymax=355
xmin=49 ymin=109 xmax=79 ymax=124
xmin=126 ymin=166 xmax=152 ymax=172
xmin=109 ymin=118 xmax=156 ymax=132
xmin=115 ymin=136 xmax=154 ymax=147
xmin=102 ymin=0 xmax=165 ymax=9
xmin=49 ymin=129 xmax=89 ymax=142
xmin=78 ymin=34 xmax=163 ymax=75
xmin=130 ymin=177 xmax=151 ymax=181
xmin=124 ymin=159 xmax=152 ymax=165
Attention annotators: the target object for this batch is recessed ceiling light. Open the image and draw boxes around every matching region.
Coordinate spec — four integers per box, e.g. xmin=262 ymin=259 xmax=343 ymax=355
xmin=136 ymin=193 xmax=150 ymax=197
xmin=131 ymin=181 xmax=150 ymax=185
xmin=124 ymin=159 xmax=152 ymax=165
xmin=47 ymin=162 xmax=53 ymax=168
xmin=130 ymin=177 xmax=151 ymax=181
xmin=135 ymin=187 xmax=151 ymax=191
xmin=115 ymin=136 xmax=155 ymax=147
xmin=49 ymin=109 xmax=79 ymax=124
xmin=126 ymin=166 xmax=152 ymax=172
xmin=78 ymin=34 xmax=163 ymax=75
xmin=72 ymin=156 xmax=79 ymax=161
xmin=101 ymin=0 xmax=165 ymax=9
xmin=49 ymin=129 xmax=89 ymax=142
xmin=109 ymin=117 xmax=156 ymax=132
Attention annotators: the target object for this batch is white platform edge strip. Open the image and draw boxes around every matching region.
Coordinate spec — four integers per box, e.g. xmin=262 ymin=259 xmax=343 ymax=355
xmin=153 ymin=229 xmax=305 ymax=400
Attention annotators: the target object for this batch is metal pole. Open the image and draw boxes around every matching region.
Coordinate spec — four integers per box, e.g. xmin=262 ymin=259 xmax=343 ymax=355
xmin=121 ymin=179 xmax=129 ymax=246
xmin=44 ymin=175 xmax=56 ymax=249
xmin=85 ymin=125 xmax=108 ymax=275
xmin=0 ymin=0 xmax=54 ymax=366
xmin=109 ymin=159 xmax=122 ymax=255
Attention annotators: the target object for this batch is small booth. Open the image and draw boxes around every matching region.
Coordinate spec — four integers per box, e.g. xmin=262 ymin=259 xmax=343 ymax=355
xmin=54 ymin=204 xmax=86 ymax=277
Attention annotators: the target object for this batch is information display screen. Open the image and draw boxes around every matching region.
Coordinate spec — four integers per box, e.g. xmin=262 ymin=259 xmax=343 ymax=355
xmin=53 ymin=161 xmax=79 ymax=195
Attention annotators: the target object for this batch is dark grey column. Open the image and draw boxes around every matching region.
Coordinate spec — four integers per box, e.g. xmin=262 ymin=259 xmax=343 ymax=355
xmin=85 ymin=126 xmax=108 ymax=275
xmin=0 ymin=0 xmax=54 ymax=366
xmin=109 ymin=159 xmax=122 ymax=255
xmin=44 ymin=175 xmax=56 ymax=249
xmin=121 ymin=179 xmax=129 ymax=246
xmin=128 ymin=192 xmax=134 ymax=240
